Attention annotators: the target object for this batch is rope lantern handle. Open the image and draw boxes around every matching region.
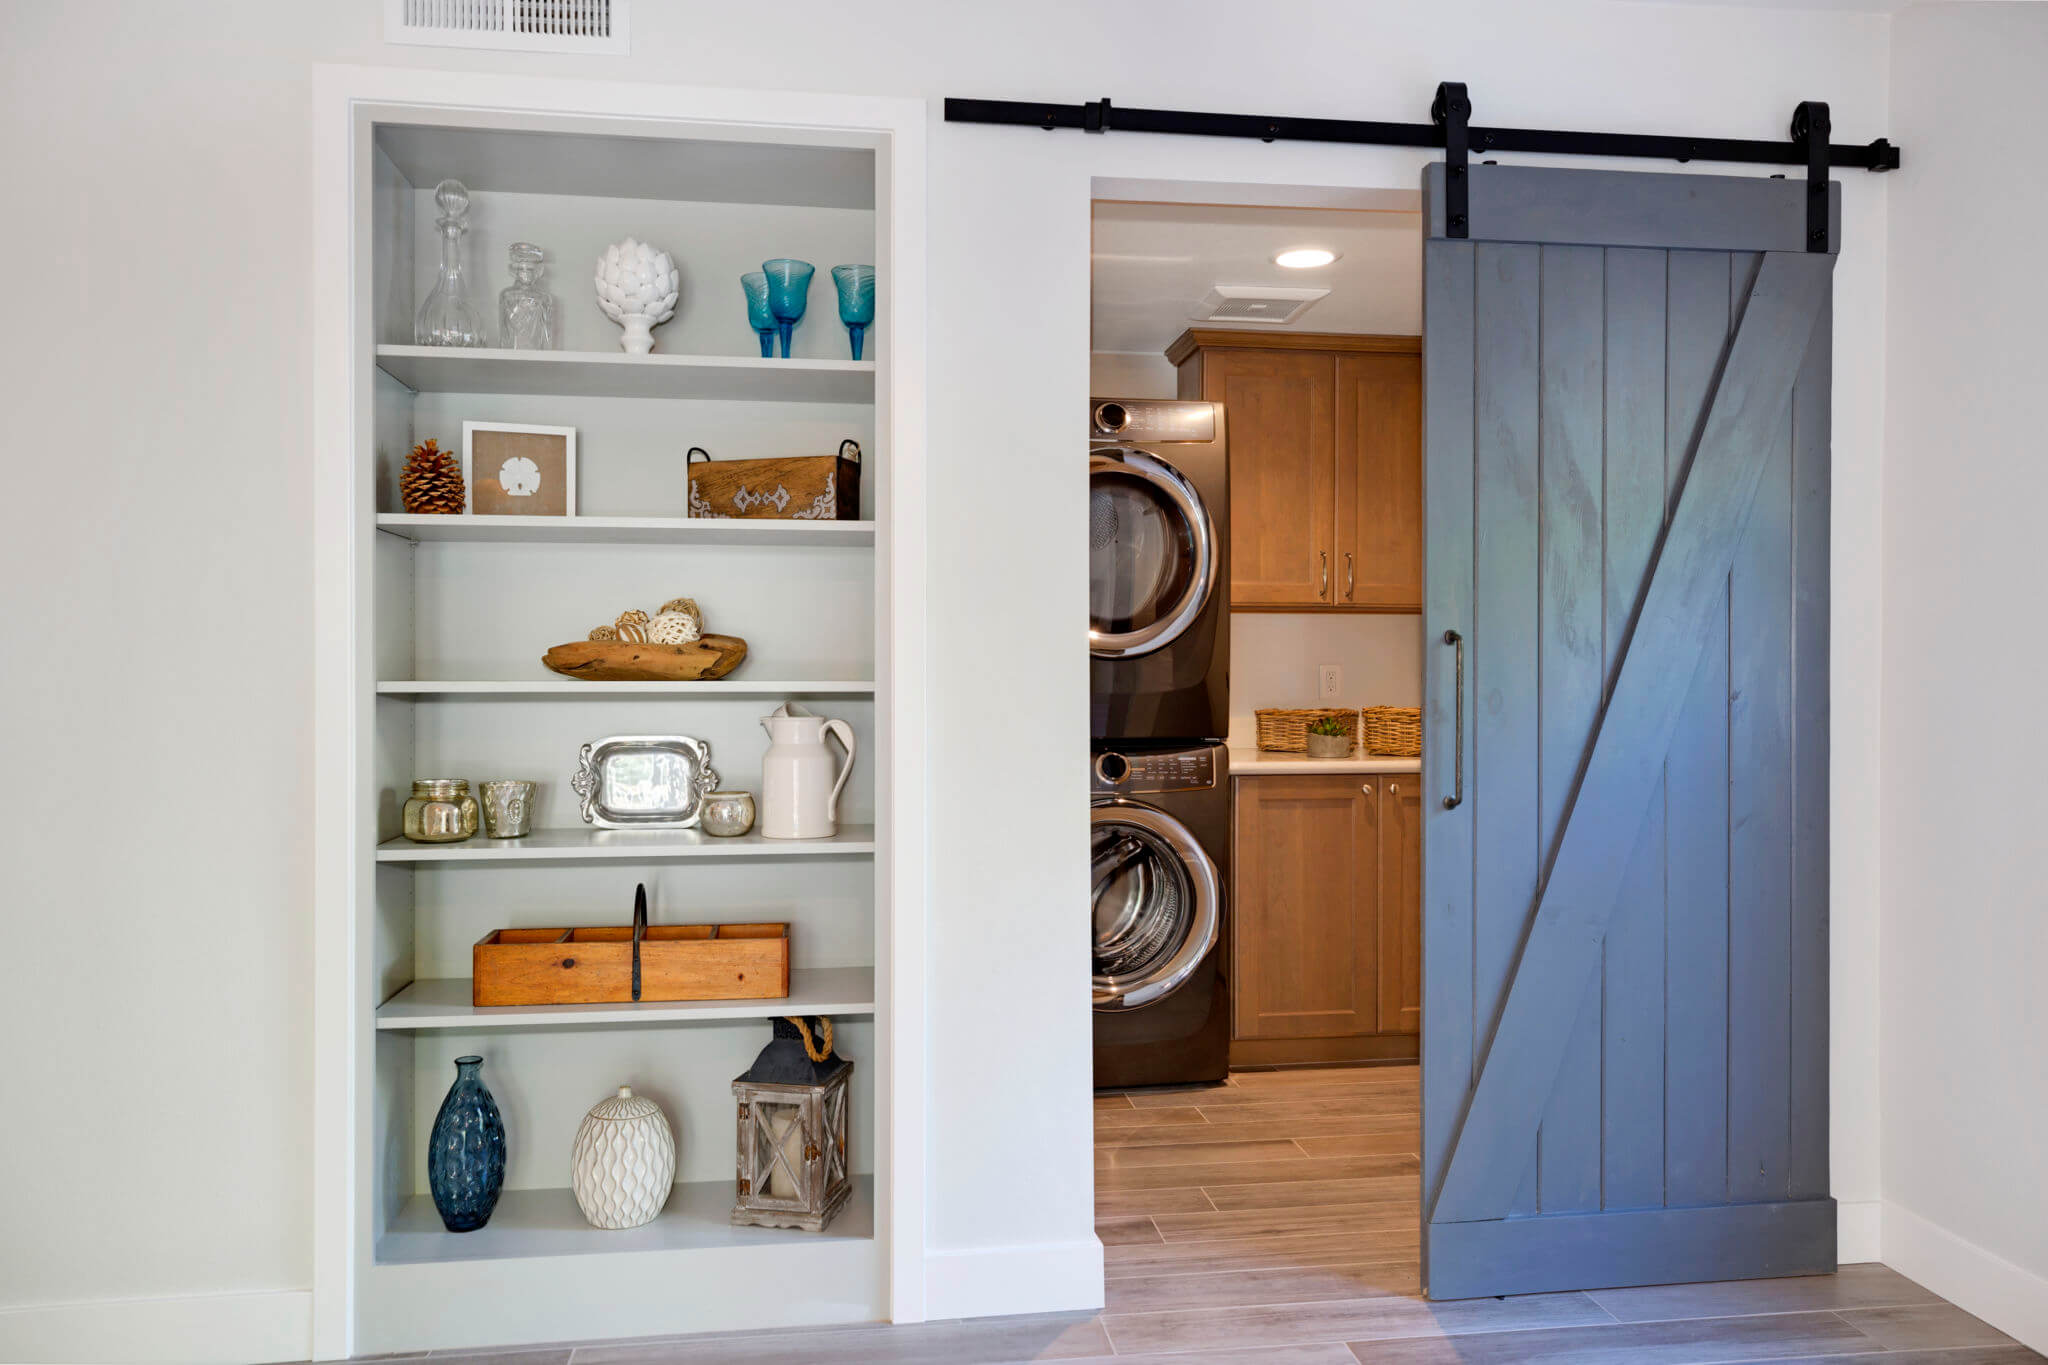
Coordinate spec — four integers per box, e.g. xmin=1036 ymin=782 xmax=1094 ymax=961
xmin=787 ymin=1015 xmax=834 ymax=1063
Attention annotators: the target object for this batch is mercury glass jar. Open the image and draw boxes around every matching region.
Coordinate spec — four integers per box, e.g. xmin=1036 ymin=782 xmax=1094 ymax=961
xmin=403 ymin=779 xmax=479 ymax=843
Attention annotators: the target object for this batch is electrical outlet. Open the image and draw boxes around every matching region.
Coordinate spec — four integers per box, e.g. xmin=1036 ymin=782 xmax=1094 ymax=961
xmin=1319 ymin=664 xmax=1342 ymax=700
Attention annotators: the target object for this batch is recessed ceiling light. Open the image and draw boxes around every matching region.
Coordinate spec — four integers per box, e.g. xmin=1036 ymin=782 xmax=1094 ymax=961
xmin=1275 ymin=247 xmax=1339 ymax=269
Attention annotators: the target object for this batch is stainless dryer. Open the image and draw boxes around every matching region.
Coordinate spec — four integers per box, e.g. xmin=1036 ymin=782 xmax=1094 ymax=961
xmin=1089 ymin=399 xmax=1229 ymax=745
xmin=1092 ymin=741 xmax=1230 ymax=1089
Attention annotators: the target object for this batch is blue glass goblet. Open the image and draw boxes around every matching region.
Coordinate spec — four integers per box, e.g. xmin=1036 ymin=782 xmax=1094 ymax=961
xmin=741 ymin=271 xmax=775 ymax=358
xmin=761 ymin=258 xmax=814 ymax=359
xmin=832 ymin=264 xmax=876 ymax=361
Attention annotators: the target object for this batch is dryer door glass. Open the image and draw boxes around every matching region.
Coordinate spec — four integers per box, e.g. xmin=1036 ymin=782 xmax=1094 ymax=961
xmin=1092 ymin=802 xmax=1221 ymax=1010
xmin=1089 ymin=449 xmax=1217 ymax=658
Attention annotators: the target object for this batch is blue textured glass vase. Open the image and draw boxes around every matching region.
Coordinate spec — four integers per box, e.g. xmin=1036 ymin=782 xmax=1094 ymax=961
xmin=832 ymin=265 xmax=876 ymax=361
xmin=427 ymin=1055 xmax=505 ymax=1233
xmin=740 ymin=271 xmax=776 ymax=358
xmin=761 ymin=258 xmax=814 ymax=358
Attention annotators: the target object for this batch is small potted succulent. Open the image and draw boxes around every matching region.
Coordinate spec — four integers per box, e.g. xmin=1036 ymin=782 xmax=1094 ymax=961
xmin=1305 ymin=715 xmax=1353 ymax=759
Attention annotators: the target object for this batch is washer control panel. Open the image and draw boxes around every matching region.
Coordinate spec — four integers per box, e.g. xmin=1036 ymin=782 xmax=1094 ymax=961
xmin=1093 ymin=747 xmax=1220 ymax=795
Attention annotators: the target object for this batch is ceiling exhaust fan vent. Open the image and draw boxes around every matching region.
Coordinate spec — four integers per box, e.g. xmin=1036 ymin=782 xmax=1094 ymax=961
xmin=1193 ymin=285 xmax=1330 ymax=325
xmin=385 ymin=0 xmax=630 ymax=53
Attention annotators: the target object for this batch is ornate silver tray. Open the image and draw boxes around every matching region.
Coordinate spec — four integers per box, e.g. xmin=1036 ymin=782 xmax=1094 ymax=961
xmin=571 ymin=735 xmax=720 ymax=829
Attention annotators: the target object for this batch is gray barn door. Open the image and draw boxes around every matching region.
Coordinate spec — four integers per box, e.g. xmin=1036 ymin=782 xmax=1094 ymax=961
xmin=1420 ymin=164 xmax=1836 ymax=1300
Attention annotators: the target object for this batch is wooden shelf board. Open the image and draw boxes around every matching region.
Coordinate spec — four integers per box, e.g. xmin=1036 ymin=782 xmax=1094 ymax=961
xmin=376 ymin=966 xmax=875 ymax=1031
xmin=375 ymin=824 xmax=876 ymax=863
xmin=376 ymin=680 xmax=876 ymax=698
xmin=374 ymin=1175 xmax=874 ymax=1266
xmin=376 ymin=514 xmax=877 ymax=546
xmin=374 ymin=345 xmax=874 ymax=403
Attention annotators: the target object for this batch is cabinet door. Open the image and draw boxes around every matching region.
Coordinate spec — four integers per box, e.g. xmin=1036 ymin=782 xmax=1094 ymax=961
xmin=1376 ymin=775 xmax=1423 ymax=1034
xmin=1233 ymin=775 xmax=1379 ymax=1039
xmin=1203 ymin=350 xmax=1337 ymax=607
xmin=1335 ymin=351 xmax=1423 ymax=610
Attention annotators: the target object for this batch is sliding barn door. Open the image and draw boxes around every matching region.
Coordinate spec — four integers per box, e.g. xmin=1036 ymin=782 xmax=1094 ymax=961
xmin=1420 ymin=164 xmax=1835 ymax=1300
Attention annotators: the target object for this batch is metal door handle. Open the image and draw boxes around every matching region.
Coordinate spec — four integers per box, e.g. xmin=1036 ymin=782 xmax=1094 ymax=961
xmin=1344 ymin=552 xmax=1355 ymax=600
xmin=1320 ymin=551 xmax=1329 ymax=599
xmin=1443 ymin=629 xmax=1464 ymax=809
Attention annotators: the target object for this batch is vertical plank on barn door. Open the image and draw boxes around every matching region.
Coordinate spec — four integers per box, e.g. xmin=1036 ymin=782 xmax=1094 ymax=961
xmin=1728 ymin=250 xmax=1795 ymax=1205
xmin=1661 ymin=249 xmax=1734 ymax=1210
xmin=1421 ymin=162 xmax=1837 ymax=1300
xmin=1535 ymin=244 xmax=1605 ymax=1214
xmin=1471 ymin=241 xmax=1542 ymax=1218
xmin=1420 ymin=239 xmax=1475 ymax=1203
xmin=1789 ymin=292 xmax=1833 ymax=1201
xmin=1598 ymin=247 xmax=1669 ymax=1212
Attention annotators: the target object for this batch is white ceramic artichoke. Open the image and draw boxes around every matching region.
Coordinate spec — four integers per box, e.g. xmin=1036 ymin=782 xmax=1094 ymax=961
xmin=594 ymin=238 xmax=680 ymax=354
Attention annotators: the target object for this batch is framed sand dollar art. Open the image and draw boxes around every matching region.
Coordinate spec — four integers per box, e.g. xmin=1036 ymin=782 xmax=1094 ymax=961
xmin=463 ymin=421 xmax=577 ymax=517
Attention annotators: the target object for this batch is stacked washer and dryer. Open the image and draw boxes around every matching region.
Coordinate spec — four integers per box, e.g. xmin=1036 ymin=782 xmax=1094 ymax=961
xmin=1088 ymin=399 xmax=1232 ymax=1089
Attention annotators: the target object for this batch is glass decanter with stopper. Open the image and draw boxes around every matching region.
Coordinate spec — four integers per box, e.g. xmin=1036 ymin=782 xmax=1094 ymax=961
xmin=414 ymin=179 xmax=485 ymax=348
xmin=497 ymin=241 xmax=557 ymax=350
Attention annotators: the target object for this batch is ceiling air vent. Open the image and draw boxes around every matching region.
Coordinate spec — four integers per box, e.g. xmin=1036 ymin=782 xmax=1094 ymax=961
xmin=385 ymin=0 xmax=630 ymax=53
xmin=1192 ymin=285 xmax=1330 ymax=325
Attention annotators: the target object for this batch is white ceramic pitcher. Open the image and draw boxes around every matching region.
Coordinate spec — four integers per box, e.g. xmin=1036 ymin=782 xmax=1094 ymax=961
xmin=759 ymin=705 xmax=856 ymax=839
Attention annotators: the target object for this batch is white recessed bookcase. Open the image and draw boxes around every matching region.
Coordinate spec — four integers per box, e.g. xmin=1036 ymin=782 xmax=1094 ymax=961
xmin=314 ymin=70 xmax=926 ymax=1359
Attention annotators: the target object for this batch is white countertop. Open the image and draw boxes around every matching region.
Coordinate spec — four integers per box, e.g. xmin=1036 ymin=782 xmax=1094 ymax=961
xmin=1227 ymin=746 xmax=1421 ymax=776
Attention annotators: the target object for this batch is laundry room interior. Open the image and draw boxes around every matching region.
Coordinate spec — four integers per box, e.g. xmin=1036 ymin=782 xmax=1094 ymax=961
xmin=1088 ymin=185 xmax=1431 ymax=1283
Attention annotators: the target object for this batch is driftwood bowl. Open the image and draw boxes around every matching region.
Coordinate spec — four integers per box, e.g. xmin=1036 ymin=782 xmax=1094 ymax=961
xmin=542 ymin=634 xmax=748 ymax=682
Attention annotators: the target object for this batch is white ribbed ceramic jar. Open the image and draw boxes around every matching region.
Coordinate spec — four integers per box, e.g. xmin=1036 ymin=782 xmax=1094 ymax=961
xmin=570 ymin=1086 xmax=677 ymax=1229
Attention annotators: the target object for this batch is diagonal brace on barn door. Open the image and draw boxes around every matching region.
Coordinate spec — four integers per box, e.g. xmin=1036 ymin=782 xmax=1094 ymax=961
xmin=1430 ymin=249 xmax=1835 ymax=1228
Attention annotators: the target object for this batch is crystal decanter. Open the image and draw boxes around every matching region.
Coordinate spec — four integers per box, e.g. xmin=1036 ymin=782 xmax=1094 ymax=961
xmin=414 ymin=179 xmax=485 ymax=348
xmin=497 ymin=241 xmax=557 ymax=350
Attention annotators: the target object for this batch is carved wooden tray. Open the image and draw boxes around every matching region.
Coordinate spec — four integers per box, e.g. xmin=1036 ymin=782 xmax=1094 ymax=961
xmin=542 ymin=634 xmax=748 ymax=682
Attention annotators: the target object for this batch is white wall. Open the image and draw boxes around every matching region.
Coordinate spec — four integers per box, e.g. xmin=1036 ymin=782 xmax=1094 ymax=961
xmin=1228 ymin=615 xmax=1424 ymax=748
xmin=0 ymin=2 xmax=1896 ymax=1359
xmin=1090 ymin=351 xmax=1178 ymax=399
xmin=1880 ymin=5 xmax=2048 ymax=1353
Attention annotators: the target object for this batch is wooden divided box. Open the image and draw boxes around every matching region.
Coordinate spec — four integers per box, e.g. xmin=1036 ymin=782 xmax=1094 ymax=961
xmin=473 ymin=922 xmax=791 ymax=1007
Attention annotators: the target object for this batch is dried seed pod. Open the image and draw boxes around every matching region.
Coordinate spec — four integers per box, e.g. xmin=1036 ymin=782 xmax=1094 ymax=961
xmin=588 ymin=625 xmax=619 ymax=642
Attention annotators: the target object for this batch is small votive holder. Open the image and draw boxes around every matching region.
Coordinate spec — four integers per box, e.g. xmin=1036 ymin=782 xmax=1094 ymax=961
xmin=700 ymin=791 xmax=756 ymax=838
xmin=479 ymin=779 xmax=537 ymax=839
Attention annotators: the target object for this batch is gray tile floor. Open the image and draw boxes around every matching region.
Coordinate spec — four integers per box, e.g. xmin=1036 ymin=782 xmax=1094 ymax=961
xmin=347 ymin=1068 xmax=2042 ymax=1364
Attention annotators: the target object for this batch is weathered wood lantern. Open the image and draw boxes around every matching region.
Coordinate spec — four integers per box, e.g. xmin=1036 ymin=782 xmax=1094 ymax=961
xmin=732 ymin=1016 xmax=851 ymax=1232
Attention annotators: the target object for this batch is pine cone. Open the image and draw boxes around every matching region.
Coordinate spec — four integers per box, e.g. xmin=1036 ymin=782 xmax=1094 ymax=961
xmin=400 ymin=439 xmax=465 ymax=515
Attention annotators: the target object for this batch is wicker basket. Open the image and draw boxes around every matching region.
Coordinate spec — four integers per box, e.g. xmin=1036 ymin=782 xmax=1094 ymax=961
xmin=1361 ymin=706 xmax=1423 ymax=758
xmin=1254 ymin=707 xmax=1359 ymax=754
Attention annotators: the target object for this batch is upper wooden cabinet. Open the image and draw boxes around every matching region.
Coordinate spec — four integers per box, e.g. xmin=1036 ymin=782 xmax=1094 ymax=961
xmin=1171 ymin=330 xmax=1422 ymax=613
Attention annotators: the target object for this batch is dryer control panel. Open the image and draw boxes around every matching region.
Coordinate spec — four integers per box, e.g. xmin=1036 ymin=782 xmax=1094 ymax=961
xmin=1089 ymin=399 xmax=1217 ymax=444
xmin=1092 ymin=747 xmax=1220 ymax=795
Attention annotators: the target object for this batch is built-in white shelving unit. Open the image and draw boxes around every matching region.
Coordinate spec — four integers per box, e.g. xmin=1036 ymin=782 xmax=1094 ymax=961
xmin=374 ymin=824 xmax=878 ymax=862
xmin=316 ymin=79 xmax=921 ymax=1358
xmin=375 ymin=344 xmax=875 ymax=402
xmin=376 ymin=967 xmax=877 ymax=1031
xmin=376 ymin=513 xmax=877 ymax=545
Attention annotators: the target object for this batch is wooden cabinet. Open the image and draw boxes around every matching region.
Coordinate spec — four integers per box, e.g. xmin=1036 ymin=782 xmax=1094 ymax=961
xmin=1171 ymin=330 xmax=1422 ymax=613
xmin=1231 ymin=773 xmax=1420 ymax=1066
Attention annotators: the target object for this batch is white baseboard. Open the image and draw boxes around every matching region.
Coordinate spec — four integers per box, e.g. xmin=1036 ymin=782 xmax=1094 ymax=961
xmin=923 ymin=1238 xmax=1105 ymax=1321
xmin=1883 ymin=1199 xmax=2048 ymax=1354
xmin=1837 ymin=1198 xmax=1883 ymax=1264
xmin=0 ymin=1288 xmax=310 ymax=1365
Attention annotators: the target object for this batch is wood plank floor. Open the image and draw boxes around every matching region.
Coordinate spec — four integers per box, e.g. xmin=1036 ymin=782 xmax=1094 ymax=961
xmin=344 ymin=1066 xmax=2041 ymax=1364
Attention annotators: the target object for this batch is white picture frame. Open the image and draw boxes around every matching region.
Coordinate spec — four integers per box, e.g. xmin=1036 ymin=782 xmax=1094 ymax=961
xmin=462 ymin=421 xmax=578 ymax=516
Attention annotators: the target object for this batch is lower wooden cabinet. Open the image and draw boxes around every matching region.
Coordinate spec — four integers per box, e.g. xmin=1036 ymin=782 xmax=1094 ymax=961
xmin=1231 ymin=773 xmax=1420 ymax=1066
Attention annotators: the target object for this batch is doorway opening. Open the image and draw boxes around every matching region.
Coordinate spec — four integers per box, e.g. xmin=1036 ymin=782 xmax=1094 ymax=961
xmin=1088 ymin=183 xmax=1429 ymax=1297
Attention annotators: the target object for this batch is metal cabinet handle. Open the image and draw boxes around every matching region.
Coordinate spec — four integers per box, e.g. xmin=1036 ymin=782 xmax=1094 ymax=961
xmin=1344 ymin=552 xmax=1355 ymax=600
xmin=1320 ymin=551 xmax=1329 ymax=599
xmin=1361 ymin=784 xmax=1374 ymax=796
xmin=1443 ymin=629 xmax=1465 ymax=810
xmin=1390 ymin=782 xmax=1400 ymax=794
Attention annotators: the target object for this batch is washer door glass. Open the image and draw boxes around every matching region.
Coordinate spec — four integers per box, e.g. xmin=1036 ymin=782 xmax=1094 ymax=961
xmin=1089 ymin=448 xmax=1217 ymax=658
xmin=1092 ymin=802 xmax=1221 ymax=1010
